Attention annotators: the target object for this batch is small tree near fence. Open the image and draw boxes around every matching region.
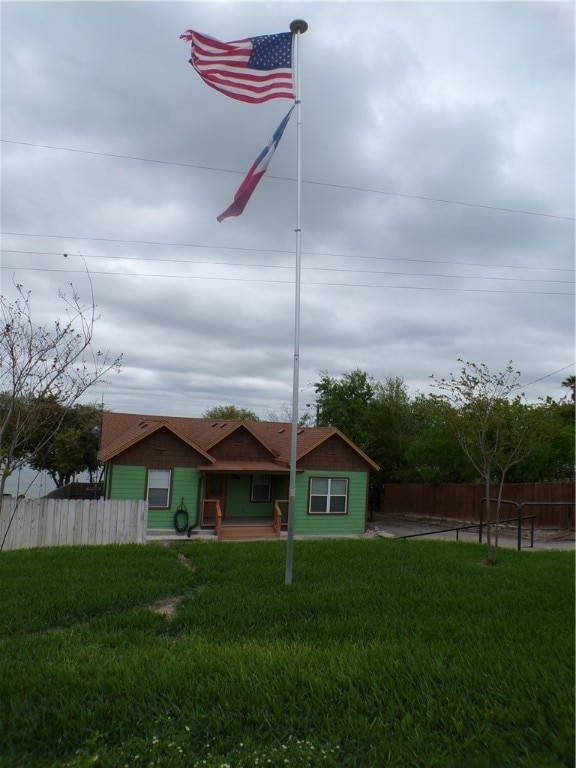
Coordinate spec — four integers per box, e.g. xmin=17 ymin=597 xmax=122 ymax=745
xmin=431 ymin=360 xmax=551 ymax=565
xmin=0 ymin=281 xmax=121 ymax=550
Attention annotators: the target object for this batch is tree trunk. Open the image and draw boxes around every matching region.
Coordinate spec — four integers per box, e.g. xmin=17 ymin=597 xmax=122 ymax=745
xmin=483 ymin=471 xmax=497 ymax=565
xmin=495 ymin=472 xmax=509 ymax=551
xmin=0 ymin=472 xmax=22 ymax=552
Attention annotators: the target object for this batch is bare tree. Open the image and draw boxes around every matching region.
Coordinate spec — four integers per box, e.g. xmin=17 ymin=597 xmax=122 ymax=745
xmin=262 ymin=404 xmax=314 ymax=426
xmin=0 ymin=281 xmax=121 ymax=549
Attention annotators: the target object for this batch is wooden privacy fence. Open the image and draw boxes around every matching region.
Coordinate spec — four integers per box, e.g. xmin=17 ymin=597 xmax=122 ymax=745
xmin=0 ymin=499 xmax=148 ymax=552
xmin=381 ymin=483 xmax=575 ymax=529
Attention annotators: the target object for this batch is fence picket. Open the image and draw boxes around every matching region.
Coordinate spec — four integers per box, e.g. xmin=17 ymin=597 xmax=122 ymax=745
xmin=0 ymin=499 xmax=148 ymax=551
xmin=102 ymin=501 xmax=112 ymax=544
xmin=67 ymin=502 xmax=76 ymax=545
xmin=29 ymin=501 xmax=41 ymax=548
xmin=81 ymin=503 xmax=90 ymax=545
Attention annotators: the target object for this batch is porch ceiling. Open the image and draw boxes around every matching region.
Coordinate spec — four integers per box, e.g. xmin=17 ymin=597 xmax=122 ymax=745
xmin=197 ymin=461 xmax=290 ymax=474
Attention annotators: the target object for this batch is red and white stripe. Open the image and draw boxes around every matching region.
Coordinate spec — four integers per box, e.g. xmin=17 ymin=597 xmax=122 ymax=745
xmin=181 ymin=30 xmax=293 ymax=104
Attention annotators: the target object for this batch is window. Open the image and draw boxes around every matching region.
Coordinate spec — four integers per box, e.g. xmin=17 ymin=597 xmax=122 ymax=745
xmin=309 ymin=477 xmax=348 ymax=514
xmin=147 ymin=469 xmax=171 ymax=508
xmin=251 ymin=474 xmax=271 ymax=502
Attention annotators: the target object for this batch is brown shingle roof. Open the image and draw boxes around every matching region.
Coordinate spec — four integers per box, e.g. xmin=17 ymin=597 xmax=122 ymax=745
xmin=98 ymin=411 xmax=379 ymax=470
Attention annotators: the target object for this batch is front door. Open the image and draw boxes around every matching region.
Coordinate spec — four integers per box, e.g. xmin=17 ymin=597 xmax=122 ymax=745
xmin=202 ymin=474 xmax=227 ymax=527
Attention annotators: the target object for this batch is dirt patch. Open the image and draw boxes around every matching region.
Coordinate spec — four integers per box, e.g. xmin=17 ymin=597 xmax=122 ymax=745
xmin=150 ymin=595 xmax=184 ymax=620
xmin=176 ymin=552 xmax=195 ymax=572
xmin=150 ymin=552 xmax=195 ymax=620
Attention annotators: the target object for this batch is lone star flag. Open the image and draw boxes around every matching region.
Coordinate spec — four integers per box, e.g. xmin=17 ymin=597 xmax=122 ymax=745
xmin=217 ymin=107 xmax=294 ymax=222
xmin=180 ymin=30 xmax=293 ymax=104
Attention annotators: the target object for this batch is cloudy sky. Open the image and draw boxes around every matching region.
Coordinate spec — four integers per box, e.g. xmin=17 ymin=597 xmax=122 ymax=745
xmin=1 ymin=0 xmax=574 ymax=435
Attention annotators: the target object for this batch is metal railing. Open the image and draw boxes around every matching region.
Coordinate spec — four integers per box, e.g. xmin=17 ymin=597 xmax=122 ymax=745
xmin=399 ymin=513 xmax=536 ymax=551
xmin=479 ymin=498 xmax=575 ymax=550
xmin=399 ymin=497 xmax=575 ymax=551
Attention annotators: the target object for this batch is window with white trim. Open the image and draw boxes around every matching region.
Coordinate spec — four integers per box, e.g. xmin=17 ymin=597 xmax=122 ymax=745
xmin=309 ymin=477 xmax=348 ymax=514
xmin=251 ymin=474 xmax=271 ymax=502
xmin=147 ymin=469 xmax=171 ymax=508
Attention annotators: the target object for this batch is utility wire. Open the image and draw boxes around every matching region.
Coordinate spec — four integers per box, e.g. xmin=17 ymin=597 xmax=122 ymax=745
xmin=1 ymin=264 xmax=572 ymax=296
xmin=522 ymin=364 xmax=575 ymax=389
xmin=1 ymin=235 xmax=573 ymax=274
xmin=0 ymin=249 xmax=572 ymax=285
xmin=1 ymin=138 xmax=573 ymax=221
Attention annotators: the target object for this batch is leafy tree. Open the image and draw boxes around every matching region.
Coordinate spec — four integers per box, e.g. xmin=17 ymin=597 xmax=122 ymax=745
xmin=0 ymin=282 xmax=121 ymax=549
xmin=203 ymin=404 xmax=260 ymax=421
xmin=507 ymin=398 xmax=575 ymax=482
xmin=313 ymin=366 xmax=574 ymax=492
xmin=28 ymin=402 xmax=103 ymax=487
xmin=367 ymin=377 xmax=414 ymax=481
xmin=314 ymin=368 xmax=377 ymax=448
xmin=314 ymin=370 xmax=413 ymax=481
xmin=431 ymin=360 xmax=551 ymax=564
xmin=397 ymin=395 xmax=476 ymax=483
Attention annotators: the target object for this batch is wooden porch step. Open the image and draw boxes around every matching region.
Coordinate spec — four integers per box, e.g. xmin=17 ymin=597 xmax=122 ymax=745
xmin=218 ymin=523 xmax=278 ymax=541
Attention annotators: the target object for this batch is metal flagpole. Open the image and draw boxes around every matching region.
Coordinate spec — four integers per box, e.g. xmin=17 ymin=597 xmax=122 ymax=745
xmin=285 ymin=18 xmax=308 ymax=586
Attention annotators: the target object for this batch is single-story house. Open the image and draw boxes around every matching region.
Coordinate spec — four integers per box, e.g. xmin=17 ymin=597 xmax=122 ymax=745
xmin=98 ymin=412 xmax=380 ymax=539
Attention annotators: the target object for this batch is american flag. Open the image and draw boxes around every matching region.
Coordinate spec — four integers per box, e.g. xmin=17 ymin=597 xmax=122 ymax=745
xmin=180 ymin=30 xmax=293 ymax=104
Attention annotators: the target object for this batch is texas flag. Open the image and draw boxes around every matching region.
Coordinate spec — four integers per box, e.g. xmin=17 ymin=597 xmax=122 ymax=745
xmin=217 ymin=107 xmax=294 ymax=223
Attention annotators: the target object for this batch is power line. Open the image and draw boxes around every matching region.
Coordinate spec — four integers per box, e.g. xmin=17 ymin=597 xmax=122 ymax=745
xmin=1 ymin=138 xmax=573 ymax=221
xmin=521 ymin=364 xmax=575 ymax=389
xmin=1 ymin=249 xmax=573 ymax=286
xmin=1 ymin=264 xmax=573 ymax=296
xmin=1 ymin=234 xmax=573 ymax=274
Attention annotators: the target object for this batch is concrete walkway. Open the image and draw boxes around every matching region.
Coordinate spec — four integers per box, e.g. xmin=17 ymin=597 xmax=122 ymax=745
xmin=147 ymin=517 xmax=574 ymax=551
xmin=367 ymin=514 xmax=575 ymax=551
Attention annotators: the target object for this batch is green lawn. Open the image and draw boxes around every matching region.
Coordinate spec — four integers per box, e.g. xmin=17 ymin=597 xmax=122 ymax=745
xmin=0 ymin=539 xmax=573 ymax=768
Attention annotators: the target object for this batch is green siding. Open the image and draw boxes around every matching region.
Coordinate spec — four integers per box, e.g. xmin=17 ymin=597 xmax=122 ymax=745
xmin=107 ymin=464 xmax=367 ymax=535
xmin=294 ymin=470 xmax=368 ymax=536
xmin=109 ymin=465 xmax=146 ymax=501
xmin=147 ymin=467 xmax=201 ymax=530
xmin=225 ymin=475 xmax=272 ymax=519
xmin=173 ymin=467 xmax=201 ymax=527
xmin=108 ymin=465 xmax=201 ymax=531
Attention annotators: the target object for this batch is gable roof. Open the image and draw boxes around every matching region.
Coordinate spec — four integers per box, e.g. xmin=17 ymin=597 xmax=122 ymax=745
xmin=203 ymin=419 xmax=277 ymax=456
xmin=98 ymin=415 xmax=215 ymax=464
xmin=98 ymin=412 xmax=380 ymax=471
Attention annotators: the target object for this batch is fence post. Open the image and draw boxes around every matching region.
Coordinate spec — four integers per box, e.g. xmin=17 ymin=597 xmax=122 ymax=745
xmin=517 ymin=502 xmax=523 ymax=551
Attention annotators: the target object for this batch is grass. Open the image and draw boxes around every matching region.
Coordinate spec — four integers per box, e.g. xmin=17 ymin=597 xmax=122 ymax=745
xmin=0 ymin=539 xmax=573 ymax=768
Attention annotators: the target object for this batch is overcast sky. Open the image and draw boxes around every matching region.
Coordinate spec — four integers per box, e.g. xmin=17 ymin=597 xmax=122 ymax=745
xmin=1 ymin=0 xmax=574 ymax=437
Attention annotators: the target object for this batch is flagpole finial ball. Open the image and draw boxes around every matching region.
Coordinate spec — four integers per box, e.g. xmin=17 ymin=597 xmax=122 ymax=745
xmin=290 ymin=19 xmax=308 ymax=34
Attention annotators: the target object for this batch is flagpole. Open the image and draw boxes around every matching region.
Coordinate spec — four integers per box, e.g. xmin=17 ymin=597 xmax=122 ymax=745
xmin=285 ymin=18 xmax=308 ymax=586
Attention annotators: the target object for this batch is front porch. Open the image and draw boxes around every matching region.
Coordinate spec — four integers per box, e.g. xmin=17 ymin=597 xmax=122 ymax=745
xmin=204 ymin=498 xmax=288 ymax=540
xmin=198 ymin=465 xmax=290 ymax=540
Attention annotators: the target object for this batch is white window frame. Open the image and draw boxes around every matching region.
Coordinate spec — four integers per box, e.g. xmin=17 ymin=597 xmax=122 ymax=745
xmin=308 ymin=477 xmax=349 ymax=515
xmin=147 ymin=468 xmax=172 ymax=508
xmin=251 ymin=474 xmax=272 ymax=502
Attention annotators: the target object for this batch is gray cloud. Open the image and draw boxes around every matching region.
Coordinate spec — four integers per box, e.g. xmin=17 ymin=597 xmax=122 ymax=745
xmin=1 ymin=1 xmax=573 ymax=426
